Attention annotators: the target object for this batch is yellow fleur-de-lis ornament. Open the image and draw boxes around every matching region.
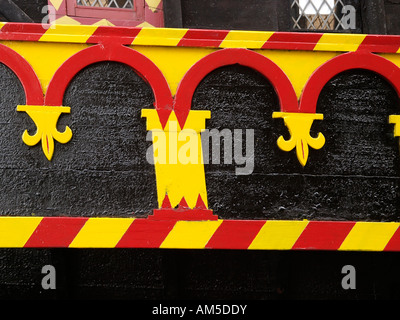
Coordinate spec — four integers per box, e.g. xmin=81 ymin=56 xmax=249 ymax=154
xmin=17 ymin=105 xmax=73 ymax=161
xmin=272 ymin=112 xmax=325 ymax=166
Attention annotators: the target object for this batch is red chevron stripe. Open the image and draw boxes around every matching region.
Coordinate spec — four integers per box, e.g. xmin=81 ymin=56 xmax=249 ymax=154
xmin=357 ymin=34 xmax=400 ymax=53
xmin=24 ymin=217 xmax=88 ymax=248
xmin=178 ymin=29 xmax=229 ymax=47
xmin=86 ymin=26 xmax=142 ymax=44
xmin=115 ymin=219 xmax=176 ymax=248
xmin=384 ymin=226 xmax=400 ymax=251
xmin=0 ymin=23 xmax=47 ymax=41
xmin=292 ymin=221 xmax=356 ymax=250
xmin=205 ymin=220 xmax=265 ymax=249
xmin=262 ymin=32 xmax=323 ymax=50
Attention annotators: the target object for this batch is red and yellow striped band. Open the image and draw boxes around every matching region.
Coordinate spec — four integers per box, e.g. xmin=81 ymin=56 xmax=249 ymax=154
xmin=1 ymin=25 xmax=400 ymax=251
xmin=1 ymin=217 xmax=400 ymax=251
xmin=1 ymin=22 xmax=400 ymax=53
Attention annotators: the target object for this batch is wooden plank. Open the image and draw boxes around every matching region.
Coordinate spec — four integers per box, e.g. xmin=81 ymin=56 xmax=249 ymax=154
xmin=0 ymin=0 xmax=34 ymax=22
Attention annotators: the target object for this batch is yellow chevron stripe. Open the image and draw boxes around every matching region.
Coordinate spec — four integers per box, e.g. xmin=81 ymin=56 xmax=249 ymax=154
xmin=0 ymin=217 xmax=42 ymax=247
xmin=48 ymin=0 xmax=64 ymax=11
xmin=219 ymin=30 xmax=274 ymax=49
xmin=132 ymin=28 xmax=189 ymax=46
xmin=339 ymin=222 xmax=400 ymax=251
xmin=160 ymin=220 xmax=223 ymax=249
xmin=39 ymin=24 xmax=98 ymax=43
xmin=0 ymin=217 xmax=399 ymax=250
xmin=248 ymin=220 xmax=308 ymax=250
xmin=69 ymin=218 xmax=134 ymax=248
xmin=314 ymin=33 xmax=367 ymax=52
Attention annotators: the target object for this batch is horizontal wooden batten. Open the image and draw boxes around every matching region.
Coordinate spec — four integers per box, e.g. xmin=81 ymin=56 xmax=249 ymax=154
xmin=0 ymin=23 xmax=399 ymax=53
xmin=0 ymin=217 xmax=397 ymax=251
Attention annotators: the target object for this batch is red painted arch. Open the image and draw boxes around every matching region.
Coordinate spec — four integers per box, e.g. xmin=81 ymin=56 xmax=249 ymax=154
xmin=0 ymin=43 xmax=44 ymax=105
xmin=173 ymin=48 xmax=299 ymax=129
xmin=299 ymin=51 xmax=400 ymax=113
xmin=45 ymin=44 xmax=173 ymax=127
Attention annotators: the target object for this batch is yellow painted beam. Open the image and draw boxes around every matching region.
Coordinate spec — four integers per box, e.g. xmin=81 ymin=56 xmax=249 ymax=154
xmin=132 ymin=28 xmax=189 ymax=47
xmin=220 ymin=30 xmax=274 ymax=49
xmin=313 ymin=33 xmax=367 ymax=52
xmin=69 ymin=218 xmax=134 ymax=248
xmin=339 ymin=222 xmax=400 ymax=251
xmin=39 ymin=24 xmax=98 ymax=43
xmin=248 ymin=220 xmax=308 ymax=250
xmin=160 ymin=220 xmax=223 ymax=249
xmin=0 ymin=217 xmax=42 ymax=247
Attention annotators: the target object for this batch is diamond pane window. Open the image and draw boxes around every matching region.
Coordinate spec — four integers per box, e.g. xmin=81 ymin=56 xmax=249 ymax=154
xmin=76 ymin=0 xmax=134 ymax=9
xmin=292 ymin=0 xmax=348 ymax=31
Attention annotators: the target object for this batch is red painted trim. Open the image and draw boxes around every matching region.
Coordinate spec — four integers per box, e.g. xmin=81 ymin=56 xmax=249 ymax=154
xmin=45 ymin=44 xmax=173 ymax=127
xmin=262 ymin=32 xmax=323 ymax=51
xmin=24 ymin=217 xmax=88 ymax=247
xmin=147 ymin=194 xmax=218 ymax=221
xmin=1 ymin=23 xmax=400 ymax=52
xmin=116 ymin=219 xmax=176 ymax=248
xmin=0 ymin=23 xmax=47 ymax=41
xmin=384 ymin=227 xmax=400 ymax=251
xmin=357 ymin=35 xmax=400 ymax=53
xmin=292 ymin=221 xmax=356 ymax=250
xmin=299 ymin=52 xmax=400 ymax=113
xmin=86 ymin=26 xmax=142 ymax=44
xmin=0 ymin=43 xmax=44 ymax=105
xmin=178 ymin=29 xmax=230 ymax=47
xmin=205 ymin=220 xmax=265 ymax=249
xmin=174 ymin=48 xmax=298 ymax=128
xmin=8 ymin=217 xmax=400 ymax=250
xmin=148 ymin=209 xmax=218 ymax=221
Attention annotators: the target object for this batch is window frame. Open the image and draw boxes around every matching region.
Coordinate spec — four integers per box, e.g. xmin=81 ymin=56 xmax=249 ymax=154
xmin=65 ymin=0 xmax=145 ymax=22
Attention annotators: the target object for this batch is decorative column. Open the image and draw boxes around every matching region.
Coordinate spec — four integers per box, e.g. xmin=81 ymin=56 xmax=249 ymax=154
xmin=142 ymin=108 xmax=217 ymax=220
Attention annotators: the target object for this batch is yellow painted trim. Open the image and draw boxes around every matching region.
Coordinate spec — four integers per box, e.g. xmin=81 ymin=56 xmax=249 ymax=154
xmin=248 ymin=220 xmax=309 ymax=250
xmin=52 ymin=16 xmax=81 ymax=26
xmin=0 ymin=24 xmax=391 ymax=54
xmin=389 ymin=114 xmax=400 ymax=137
xmin=257 ymin=50 xmax=339 ymax=99
xmin=0 ymin=217 xmax=42 ymax=247
xmin=339 ymin=222 xmax=400 ymax=251
xmin=160 ymin=220 xmax=223 ymax=249
xmin=39 ymin=24 xmax=98 ymax=43
xmin=69 ymin=218 xmax=134 ymax=248
xmin=220 ymin=30 xmax=274 ymax=49
xmin=134 ymin=46 xmax=215 ymax=96
xmin=48 ymin=0 xmax=64 ymax=11
xmin=132 ymin=28 xmax=189 ymax=46
xmin=0 ymin=41 xmax=90 ymax=95
xmin=314 ymin=33 xmax=367 ymax=52
xmin=145 ymin=0 xmax=163 ymax=12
